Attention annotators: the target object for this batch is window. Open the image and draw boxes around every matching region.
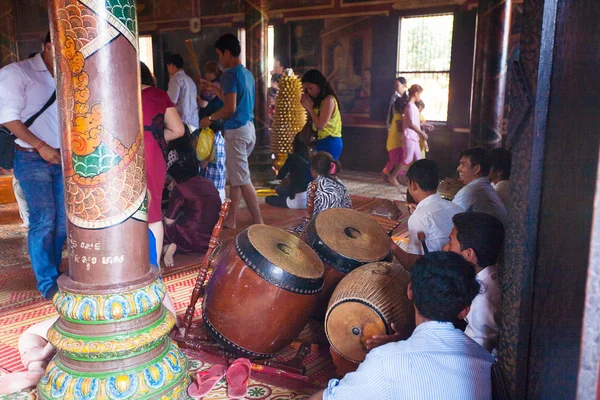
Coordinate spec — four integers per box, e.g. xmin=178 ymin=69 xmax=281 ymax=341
xmin=397 ymin=14 xmax=454 ymax=122
xmin=238 ymin=28 xmax=247 ymax=66
xmin=138 ymin=35 xmax=154 ymax=73
xmin=268 ymin=25 xmax=275 ymax=75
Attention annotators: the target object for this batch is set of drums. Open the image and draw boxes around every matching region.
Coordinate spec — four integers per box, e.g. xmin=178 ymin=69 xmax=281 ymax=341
xmin=202 ymin=208 xmax=414 ymax=365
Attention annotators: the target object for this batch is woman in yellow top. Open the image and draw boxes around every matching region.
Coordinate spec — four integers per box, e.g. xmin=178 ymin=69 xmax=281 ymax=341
xmin=382 ymin=97 xmax=407 ymax=186
xmin=300 ymin=69 xmax=343 ymax=160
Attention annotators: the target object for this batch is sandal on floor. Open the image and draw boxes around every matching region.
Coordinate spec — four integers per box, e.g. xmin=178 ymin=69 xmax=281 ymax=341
xmin=226 ymin=358 xmax=252 ymax=399
xmin=188 ymin=364 xmax=227 ymax=398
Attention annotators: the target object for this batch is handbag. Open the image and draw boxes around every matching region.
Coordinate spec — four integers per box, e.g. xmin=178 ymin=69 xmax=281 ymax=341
xmin=0 ymin=91 xmax=56 ymax=169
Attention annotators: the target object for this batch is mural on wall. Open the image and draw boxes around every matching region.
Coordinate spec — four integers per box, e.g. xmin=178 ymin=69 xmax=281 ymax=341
xmin=321 ymin=18 xmax=373 ymax=116
xmin=136 ymin=0 xmax=196 ymax=23
xmin=201 ymin=0 xmax=241 ymax=16
xmin=272 ymin=0 xmax=333 ymax=9
xmin=290 ymin=20 xmax=323 ymax=73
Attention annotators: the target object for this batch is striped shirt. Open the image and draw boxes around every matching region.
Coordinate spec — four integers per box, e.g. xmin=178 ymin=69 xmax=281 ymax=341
xmin=200 ymin=130 xmax=226 ymax=190
xmin=323 ymin=321 xmax=493 ymax=400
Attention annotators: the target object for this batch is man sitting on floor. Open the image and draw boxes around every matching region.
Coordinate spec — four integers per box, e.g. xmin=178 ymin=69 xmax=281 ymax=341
xmin=444 ymin=212 xmax=505 ymax=353
xmin=453 ymin=147 xmax=508 ymax=226
xmin=309 ymin=252 xmax=493 ymax=400
xmin=391 ymin=159 xmax=463 ymax=270
xmin=489 ymin=147 xmax=512 ymax=208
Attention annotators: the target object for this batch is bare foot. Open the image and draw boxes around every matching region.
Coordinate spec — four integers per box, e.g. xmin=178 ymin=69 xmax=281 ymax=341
xmin=388 ymin=176 xmax=400 ymax=187
xmin=163 ymin=244 xmax=177 ymax=268
xmin=0 ymin=371 xmax=45 ymax=395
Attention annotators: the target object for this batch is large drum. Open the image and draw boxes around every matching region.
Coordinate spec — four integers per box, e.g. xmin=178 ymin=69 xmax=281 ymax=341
xmin=304 ymin=208 xmax=392 ymax=317
xmin=203 ymin=225 xmax=324 ymax=358
xmin=325 ymin=262 xmax=414 ymax=365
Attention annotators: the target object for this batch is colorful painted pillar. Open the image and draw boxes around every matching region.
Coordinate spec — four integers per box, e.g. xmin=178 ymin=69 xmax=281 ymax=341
xmin=470 ymin=0 xmax=512 ymax=148
xmin=244 ymin=0 xmax=275 ymax=185
xmin=40 ymin=1 xmax=189 ymax=398
xmin=0 ymin=0 xmax=18 ymax=68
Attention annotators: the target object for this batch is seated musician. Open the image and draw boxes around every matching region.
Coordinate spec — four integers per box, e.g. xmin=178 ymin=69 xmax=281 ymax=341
xmin=444 ymin=212 xmax=505 ymax=353
xmin=390 ymin=159 xmax=463 ymax=270
xmin=453 ymin=147 xmax=508 ymax=226
xmin=292 ymin=151 xmax=351 ymax=233
xmin=489 ymin=147 xmax=512 ymax=208
xmin=308 ymin=252 xmax=493 ymax=400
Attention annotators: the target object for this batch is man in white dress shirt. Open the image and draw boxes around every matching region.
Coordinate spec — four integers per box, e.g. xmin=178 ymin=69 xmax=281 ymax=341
xmin=310 ymin=252 xmax=493 ymax=400
xmin=489 ymin=147 xmax=511 ymax=208
xmin=444 ymin=212 xmax=505 ymax=353
xmin=453 ymin=146 xmax=508 ymax=226
xmin=0 ymin=33 xmax=64 ymax=299
xmin=167 ymin=54 xmax=199 ymax=128
xmin=391 ymin=159 xmax=463 ymax=270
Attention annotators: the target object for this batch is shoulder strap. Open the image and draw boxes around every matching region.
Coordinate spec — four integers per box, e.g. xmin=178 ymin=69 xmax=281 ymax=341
xmin=24 ymin=91 xmax=56 ymax=128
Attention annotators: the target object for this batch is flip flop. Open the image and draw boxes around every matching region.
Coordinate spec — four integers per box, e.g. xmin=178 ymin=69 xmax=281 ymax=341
xmin=226 ymin=358 xmax=252 ymax=399
xmin=187 ymin=364 xmax=227 ymax=398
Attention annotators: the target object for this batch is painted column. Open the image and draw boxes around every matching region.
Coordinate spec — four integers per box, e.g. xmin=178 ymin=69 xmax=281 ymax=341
xmin=470 ymin=0 xmax=512 ymax=148
xmin=244 ymin=0 xmax=274 ymax=185
xmin=41 ymin=1 xmax=189 ymax=398
xmin=0 ymin=0 xmax=18 ymax=68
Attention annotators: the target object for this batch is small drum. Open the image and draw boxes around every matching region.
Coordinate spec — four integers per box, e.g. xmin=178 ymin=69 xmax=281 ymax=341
xmin=305 ymin=208 xmax=392 ymax=317
xmin=325 ymin=262 xmax=414 ymax=364
xmin=203 ymin=225 xmax=324 ymax=358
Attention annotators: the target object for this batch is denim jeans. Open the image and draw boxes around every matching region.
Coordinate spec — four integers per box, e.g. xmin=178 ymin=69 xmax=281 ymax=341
xmin=14 ymin=151 xmax=66 ymax=298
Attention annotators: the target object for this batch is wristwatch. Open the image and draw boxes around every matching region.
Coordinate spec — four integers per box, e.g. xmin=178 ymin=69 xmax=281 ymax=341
xmin=208 ymin=115 xmax=212 ymax=121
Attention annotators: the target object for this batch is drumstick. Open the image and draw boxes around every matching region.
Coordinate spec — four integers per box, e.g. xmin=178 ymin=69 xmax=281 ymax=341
xmin=300 ymin=181 xmax=318 ymax=242
xmin=181 ymin=199 xmax=231 ymax=335
xmin=185 ymin=39 xmax=203 ymax=82
xmin=417 ymin=232 xmax=429 ymax=255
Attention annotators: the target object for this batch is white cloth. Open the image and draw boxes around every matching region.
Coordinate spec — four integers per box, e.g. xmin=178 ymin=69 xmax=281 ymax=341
xmin=453 ymin=177 xmax=508 ymax=226
xmin=12 ymin=177 xmax=29 ymax=227
xmin=492 ymin=179 xmax=510 ymax=209
xmin=407 ymin=193 xmax=463 ymax=255
xmin=0 ymin=53 xmax=59 ymax=149
xmin=167 ymin=70 xmax=199 ymax=127
xmin=286 ymin=190 xmax=307 ymax=209
xmin=323 ymin=321 xmax=493 ymax=400
xmin=465 ymin=265 xmax=501 ymax=353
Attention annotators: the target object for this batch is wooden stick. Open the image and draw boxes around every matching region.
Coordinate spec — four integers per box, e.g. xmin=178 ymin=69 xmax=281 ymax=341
xmin=300 ymin=181 xmax=318 ymax=241
xmin=180 ymin=199 xmax=231 ymax=334
xmin=185 ymin=39 xmax=203 ymax=82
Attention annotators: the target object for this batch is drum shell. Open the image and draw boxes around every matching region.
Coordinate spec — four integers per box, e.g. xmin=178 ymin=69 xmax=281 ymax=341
xmin=203 ymin=240 xmax=320 ymax=358
xmin=325 ymin=262 xmax=415 ymax=363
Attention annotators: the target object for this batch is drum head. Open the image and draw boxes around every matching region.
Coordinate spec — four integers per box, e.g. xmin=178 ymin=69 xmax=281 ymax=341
xmin=326 ymin=301 xmax=385 ymax=363
xmin=247 ymin=225 xmax=324 ymax=279
xmin=314 ymin=208 xmax=390 ymax=263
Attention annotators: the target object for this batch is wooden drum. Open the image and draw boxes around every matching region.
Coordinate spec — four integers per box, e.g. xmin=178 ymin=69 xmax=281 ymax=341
xmin=325 ymin=262 xmax=415 ymax=364
xmin=203 ymin=225 xmax=324 ymax=358
xmin=305 ymin=208 xmax=392 ymax=317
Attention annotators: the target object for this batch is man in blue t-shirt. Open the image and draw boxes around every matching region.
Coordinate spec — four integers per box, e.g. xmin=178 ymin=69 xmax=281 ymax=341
xmin=200 ymin=33 xmax=264 ymax=229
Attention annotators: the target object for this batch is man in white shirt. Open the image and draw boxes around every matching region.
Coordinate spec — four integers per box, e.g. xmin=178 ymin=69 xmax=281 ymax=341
xmin=444 ymin=212 xmax=505 ymax=353
xmin=167 ymin=54 xmax=199 ymax=128
xmin=453 ymin=146 xmax=508 ymax=226
xmin=390 ymin=159 xmax=463 ymax=270
xmin=386 ymin=76 xmax=408 ymax=130
xmin=0 ymin=33 xmax=64 ymax=299
xmin=310 ymin=252 xmax=493 ymax=400
xmin=489 ymin=147 xmax=511 ymax=208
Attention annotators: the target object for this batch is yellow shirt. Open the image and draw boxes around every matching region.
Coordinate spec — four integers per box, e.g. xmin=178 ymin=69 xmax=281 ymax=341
xmin=313 ymin=96 xmax=342 ymax=140
xmin=386 ymin=113 xmax=404 ymax=151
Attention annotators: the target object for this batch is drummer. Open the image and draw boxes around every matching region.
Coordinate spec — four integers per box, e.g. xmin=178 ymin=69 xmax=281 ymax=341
xmin=308 ymin=252 xmax=493 ymax=400
xmin=390 ymin=159 xmax=462 ymax=270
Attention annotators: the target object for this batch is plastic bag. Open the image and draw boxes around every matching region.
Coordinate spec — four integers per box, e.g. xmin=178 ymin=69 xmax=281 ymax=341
xmin=196 ymin=127 xmax=215 ymax=162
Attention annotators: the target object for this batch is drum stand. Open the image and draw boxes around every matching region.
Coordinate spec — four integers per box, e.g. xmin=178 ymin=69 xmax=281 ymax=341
xmin=171 ymin=198 xmax=316 ymax=379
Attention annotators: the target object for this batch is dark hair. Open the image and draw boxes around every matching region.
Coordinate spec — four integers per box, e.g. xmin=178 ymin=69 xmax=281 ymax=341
xmin=301 ymin=69 xmax=340 ymax=108
xmin=44 ymin=32 xmax=51 ymax=45
xmin=411 ymin=252 xmax=481 ymax=322
xmin=459 ymin=146 xmax=491 ymax=177
xmin=140 ymin=62 xmax=156 ymax=87
xmin=415 ymin=100 xmax=425 ymax=110
xmin=28 ymin=52 xmax=38 ymax=59
xmin=396 ymin=76 xmax=407 ymax=85
xmin=407 ymin=159 xmax=440 ymax=192
xmin=169 ymin=160 xmax=199 ymax=184
xmin=215 ymin=33 xmax=241 ymax=58
xmin=310 ymin=151 xmax=341 ymax=178
xmin=167 ymin=127 xmax=198 ymax=170
xmin=393 ymin=96 xmax=408 ymax=114
xmin=204 ymin=61 xmax=222 ymax=80
xmin=271 ymin=74 xmax=281 ymax=83
xmin=408 ymin=84 xmax=423 ymax=98
xmin=167 ymin=54 xmax=184 ymax=69
xmin=452 ymin=212 xmax=505 ymax=267
xmin=292 ymin=134 xmax=308 ymax=159
xmin=490 ymin=148 xmax=512 ymax=179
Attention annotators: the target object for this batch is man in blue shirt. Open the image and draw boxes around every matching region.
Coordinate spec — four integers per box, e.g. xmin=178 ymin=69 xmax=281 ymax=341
xmin=200 ymin=33 xmax=263 ymax=229
xmin=309 ymin=252 xmax=493 ymax=400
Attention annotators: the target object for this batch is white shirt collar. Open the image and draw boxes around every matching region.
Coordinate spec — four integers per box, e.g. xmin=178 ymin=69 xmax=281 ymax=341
xmin=476 ymin=264 xmax=497 ymax=280
xmin=465 ymin=176 xmax=491 ymax=187
xmin=32 ymin=52 xmax=49 ymax=72
xmin=415 ymin=192 xmax=442 ymax=211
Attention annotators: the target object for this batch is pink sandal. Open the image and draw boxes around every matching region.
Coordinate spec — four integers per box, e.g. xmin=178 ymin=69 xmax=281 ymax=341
xmin=226 ymin=358 xmax=252 ymax=399
xmin=187 ymin=364 xmax=227 ymax=398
